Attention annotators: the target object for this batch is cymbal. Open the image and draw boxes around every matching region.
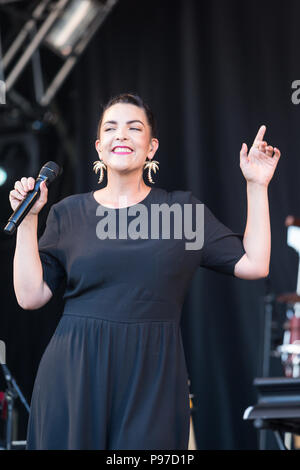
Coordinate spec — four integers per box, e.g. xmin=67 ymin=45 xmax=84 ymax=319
xmin=277 ymin=292 xmax=300 ymax=303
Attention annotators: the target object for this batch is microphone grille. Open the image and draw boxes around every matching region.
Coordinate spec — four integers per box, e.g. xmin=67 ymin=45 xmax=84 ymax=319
xmin=39 ymin=161 xmax=62 ymax=183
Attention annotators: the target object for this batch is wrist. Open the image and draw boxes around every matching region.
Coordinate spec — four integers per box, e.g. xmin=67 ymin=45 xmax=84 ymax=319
xmin=18 ymin=213 xmax=38 ymax=229
xmin=246 ymin=180 xmax=269 ymax=191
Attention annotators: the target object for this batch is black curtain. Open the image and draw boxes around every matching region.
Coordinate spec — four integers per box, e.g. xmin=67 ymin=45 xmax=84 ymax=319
xmin=1 ymin=0 xmax=300 ymax=449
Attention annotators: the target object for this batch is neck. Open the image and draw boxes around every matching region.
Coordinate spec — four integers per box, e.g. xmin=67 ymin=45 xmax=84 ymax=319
xmin=96 ymin=169 xmax=151 ymax=206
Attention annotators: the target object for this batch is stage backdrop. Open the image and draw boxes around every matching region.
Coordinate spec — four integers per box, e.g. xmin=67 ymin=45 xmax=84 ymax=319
xmin=1 ymin=0 xmax=300 ymax=449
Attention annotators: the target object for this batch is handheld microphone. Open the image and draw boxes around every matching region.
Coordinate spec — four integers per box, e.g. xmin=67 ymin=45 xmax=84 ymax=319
xmin=3 ymin=161 xmax=62 ymax=235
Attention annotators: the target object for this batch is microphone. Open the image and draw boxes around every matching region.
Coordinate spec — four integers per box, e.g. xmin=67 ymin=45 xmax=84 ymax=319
xmin=3 ymin=161 xmax=62 ymax=235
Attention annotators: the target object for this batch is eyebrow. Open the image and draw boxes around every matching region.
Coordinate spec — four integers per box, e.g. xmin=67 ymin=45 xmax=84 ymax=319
xmin=103 ymin=120 xmax=145 ymax=127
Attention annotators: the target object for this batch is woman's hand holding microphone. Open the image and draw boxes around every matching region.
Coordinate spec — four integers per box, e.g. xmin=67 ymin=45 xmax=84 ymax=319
xmin=9 ymin=177 xmax=48 ymax=216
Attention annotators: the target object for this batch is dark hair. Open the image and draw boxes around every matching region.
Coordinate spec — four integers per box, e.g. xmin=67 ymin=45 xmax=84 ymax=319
xmin=96 ymin=93 xmax=157 ymax=139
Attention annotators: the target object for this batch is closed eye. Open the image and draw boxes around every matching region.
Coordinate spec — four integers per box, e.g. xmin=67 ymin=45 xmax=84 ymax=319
xmin=104 ymin=127 xmax=141 ymax=132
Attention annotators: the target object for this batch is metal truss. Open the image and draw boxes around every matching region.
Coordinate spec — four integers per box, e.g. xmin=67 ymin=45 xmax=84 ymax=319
xmin=0 ymin=0 xmax=118 ymax=112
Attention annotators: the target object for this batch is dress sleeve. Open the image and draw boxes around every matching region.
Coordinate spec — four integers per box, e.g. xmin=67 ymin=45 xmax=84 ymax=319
xmin=190 ymin=193 xmax=246 ymax=276
xmin=38 ymin=204 xmax=66 ymax=294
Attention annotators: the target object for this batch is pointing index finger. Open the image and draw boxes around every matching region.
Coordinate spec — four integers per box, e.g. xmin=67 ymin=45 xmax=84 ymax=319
xmin=252 ymin=125 xmax=266 ymax=147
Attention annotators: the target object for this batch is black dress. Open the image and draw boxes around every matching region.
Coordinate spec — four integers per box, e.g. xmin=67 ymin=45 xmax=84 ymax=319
xmin=26 ymin=187 xmax=245 ymax=450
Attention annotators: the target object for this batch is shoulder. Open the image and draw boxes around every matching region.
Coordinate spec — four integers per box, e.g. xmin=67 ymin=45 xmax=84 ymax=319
xmin=47 ymin=192 xmax=92 ymax=228
xmin=50 ymin=192 xmax=91 ymax=213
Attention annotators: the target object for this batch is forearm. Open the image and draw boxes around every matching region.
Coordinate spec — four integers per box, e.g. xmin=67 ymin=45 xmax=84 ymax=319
xmin=243 ymin=182 xmax=270 ymax=276
xmin=13 ymin=214 xmax=46 ymax=308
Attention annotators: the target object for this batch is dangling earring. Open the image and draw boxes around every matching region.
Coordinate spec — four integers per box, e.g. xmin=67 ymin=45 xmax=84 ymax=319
xmin=93 ymin=159 xmax=107 ymax=184
xmin=144 ymin=158 xmax=159 ymax=184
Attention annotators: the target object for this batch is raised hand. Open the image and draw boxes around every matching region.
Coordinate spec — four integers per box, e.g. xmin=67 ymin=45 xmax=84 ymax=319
xmin=240 ymin=125 xmax=281 ymax=186
xmin=9 ymin=177 xmax=48 ymax=215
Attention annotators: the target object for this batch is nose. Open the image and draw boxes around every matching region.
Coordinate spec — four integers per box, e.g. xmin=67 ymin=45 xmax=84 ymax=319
xmin=116 ymin=135 xmax=128 ymax=141
xmin=115 ymin=127 xmax=128 ymax=140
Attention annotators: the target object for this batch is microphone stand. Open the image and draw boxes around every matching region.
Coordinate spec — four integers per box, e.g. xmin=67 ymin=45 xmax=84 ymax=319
xmin=0 ymin=364 xmax=30 ymax=450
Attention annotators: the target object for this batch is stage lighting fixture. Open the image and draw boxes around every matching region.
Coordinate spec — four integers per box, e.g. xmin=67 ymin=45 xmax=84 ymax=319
xmin=0 ymin=133 xmax=40 ymax=234
xmin=0 ymin=167 xmax=8 ymax=186
xmin=45 ymin=0 xmax=102 ymax=57
xmin=1 ymin=0 xmax=118 ymax=108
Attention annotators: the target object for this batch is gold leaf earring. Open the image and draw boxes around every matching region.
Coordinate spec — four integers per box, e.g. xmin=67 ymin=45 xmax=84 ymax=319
xmin=143 ymin=158 xmax=159 ymax=184
xmin=93 ymin=159 xmax=107 ymax=184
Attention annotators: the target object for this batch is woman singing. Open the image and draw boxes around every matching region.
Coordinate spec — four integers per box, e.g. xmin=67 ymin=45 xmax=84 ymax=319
xmin=10 ymin=93 xmax=280 ymax=449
